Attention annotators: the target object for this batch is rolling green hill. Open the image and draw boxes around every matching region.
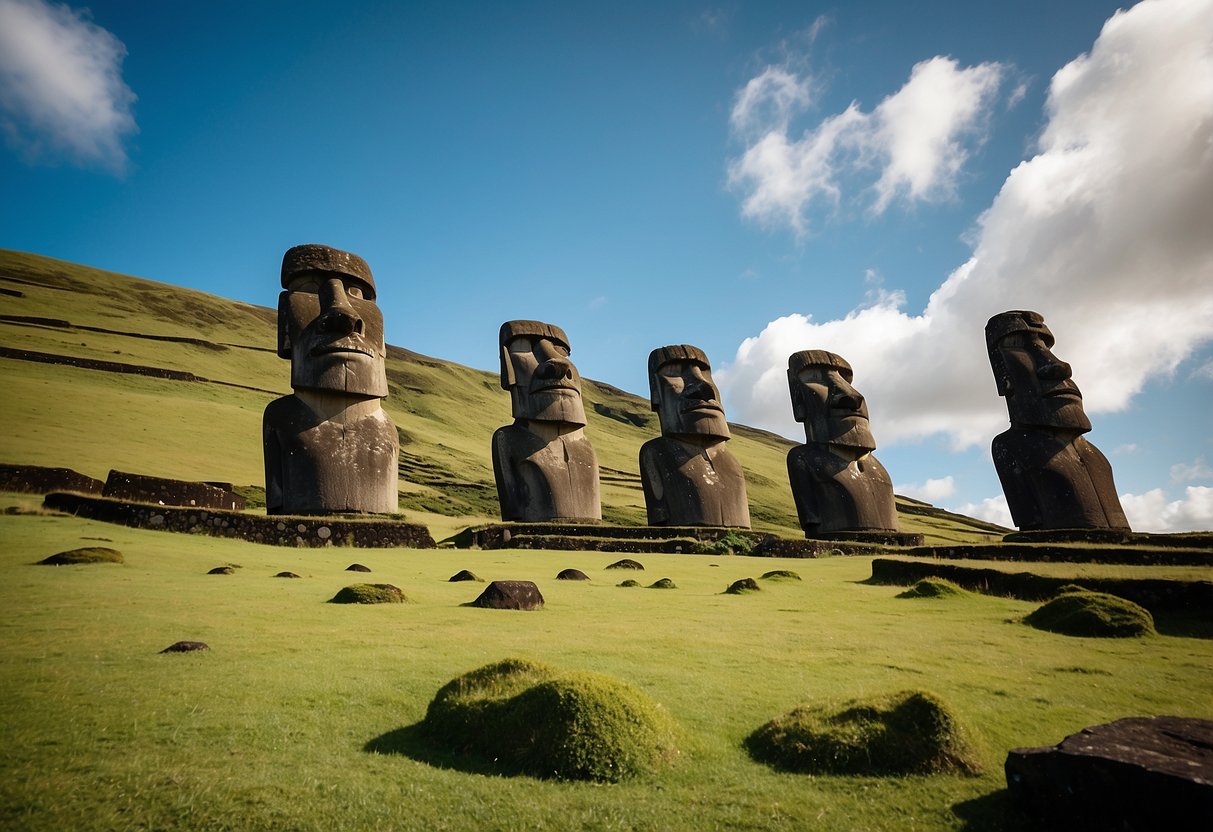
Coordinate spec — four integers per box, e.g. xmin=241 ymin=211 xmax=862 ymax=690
xmin=0 ymin=248 xmax=1006 ymax=543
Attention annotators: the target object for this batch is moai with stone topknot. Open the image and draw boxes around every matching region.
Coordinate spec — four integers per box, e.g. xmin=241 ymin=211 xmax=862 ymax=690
xmin=639 ymin=345 xmax=750 ymax=527
xmin=492 ymin=320 xmax=601 ymax=522
xmin=785 ymin=350 xmax=898 ymax=536
xmin=263 ymin=244 xmax=399 ymax=515
xmin=986 ymin=310 xmax=1130 ymax=531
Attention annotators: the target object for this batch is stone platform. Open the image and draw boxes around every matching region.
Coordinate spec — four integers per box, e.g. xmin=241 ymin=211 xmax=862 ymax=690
xmin=906 ymin=540 xmax=1212 ymax=566
xmin=42 ymin=492 xmax=434 ymax=549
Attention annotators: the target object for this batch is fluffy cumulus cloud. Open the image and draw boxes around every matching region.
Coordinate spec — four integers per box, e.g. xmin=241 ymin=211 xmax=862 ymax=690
xmin=1120 ymin=486 xmax=1213 ymax=533
xmin=0 ymin=0 xmax=136 ymax=172
xmin=894 ymin=475 xmax=956 ymax=503
xmin=727 ymin=55 xmax=1003 ymax=233
xmin=952 ymin=494 xmax=1014 ymax=528
xmin=719 ymin=0 xmax=1213 ymax=462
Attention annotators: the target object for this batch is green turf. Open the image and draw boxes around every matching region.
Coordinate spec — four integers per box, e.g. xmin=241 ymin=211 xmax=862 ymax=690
xmin=1024 ymin=592 xmax=1157 ymax=638
xmin=898 ymin=578 xmax=969 ymax=599
xmin=329 ymin=583 xmax=408 ymax=604
xmin=36 ymin=546 xmax=124 ymax=565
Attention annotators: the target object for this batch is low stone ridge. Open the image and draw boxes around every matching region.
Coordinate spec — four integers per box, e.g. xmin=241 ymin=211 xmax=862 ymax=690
xmin=807 ymin=531 xmax=925 ymax=546
xmin=556 ymin=568 xmax=590 ymax=581
xmin=746 ymin=690 xmax=983 ymax=776
xmin=207 ymin=566 xmax=235 ymax=575
xmin=897 ymin=578 xmax=967 ymax=599
xmin=1025 ymin=591 xmax=1156 ymax=638
xmin=906 ymin=541 xmax=1213 ymax=567
xmin=420 ymin=657 xmax=679 ymax=781
xmin=37 ymin=546 xmax=123 ymax=565
xmin=346 ymin=563 xmax=372 ymax=572
xmin=605 ymin=558 xmax=645 ymax=570
xmin=618 ymin=579 xmax=641 ymax=588
xmin=1006 ymin=716 xmax=1213 ymax=831
xmin=42 ymin=492 xmax=435 ymax=549
xmin=330 ymin=583 xmax=406 ymax=604
xmin=0 ymin=463 xmax=103 ymax=495
xmin=161 ymin=641 xmax=209 ymax=653
xmin=470 ymin=580 xmax=544 ymax=610
xmin=725 ymin=578 xmax=760 ymax=594
xmin=869 ymin=558 xmax=1213 ymax=615
xmin=1005 ymin=528 xmax=1213 ymax=550
xmin=274 ymin=571 xmax=301 ymax=578
xmin=103 ymin=469 xmax=246 ymax=511
xmin=448 ymin=569 xmax=483 ymax=582
xmin=648 ymin=578 xmax=676 ymax=589
xmin=760 ymin=570 xmax=801 ymax=581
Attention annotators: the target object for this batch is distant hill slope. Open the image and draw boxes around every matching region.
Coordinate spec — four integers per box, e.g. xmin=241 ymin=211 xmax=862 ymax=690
xmin=0 ymin=249 xmax=1007 ymax=543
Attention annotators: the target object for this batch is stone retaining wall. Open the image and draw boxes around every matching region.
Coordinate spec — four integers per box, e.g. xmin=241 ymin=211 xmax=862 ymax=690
xmin=907 ymin=542 xmax=1212 ymax=566
xmin=0 ymin=463 xmax=103 ymax=495
xmin=103 ymin=469 xmax=246 ymax=511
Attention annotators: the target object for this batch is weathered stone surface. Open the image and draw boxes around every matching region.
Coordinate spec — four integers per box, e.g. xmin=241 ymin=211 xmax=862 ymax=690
xmin=640 ymin=345 xmax=749 ymax=528
xmin=556 ymin=568 xmax=589 ymax=581
xmin=103 ymin=469 xmax=245 ymax=510
xmin=785 ymin=351 xmax=898 ymax=536
xmin=448 ymin=569 xmax=483 ymax=582
xmin=605 ymin=558 xmax=645 ymax=570
xmin=273 ymin=571 xmax=301 ymax=578
xmin=470 ymin=580 xmax=544 ymax=610
xmin=986 ymin=311 xmax=1130 ymax=531
xmin=160 ymin=641 xmax=209 ymax=653
xmin=207 ymin=566 xmax=235 ymax=575
xmin=346 ymin=563 xmax=372 ymax=572
xmin=1006 ymin=716 xmax=1213 ymax=831
xmin=725 ymin=577 xmax=760 ymax=594
xmin=264 ymin=244 xmax=399 ymax=516
xmin=492 ymin=320 xmax=600 ymax=522
xmin=0 ymin=463 xmax=102 ymax=495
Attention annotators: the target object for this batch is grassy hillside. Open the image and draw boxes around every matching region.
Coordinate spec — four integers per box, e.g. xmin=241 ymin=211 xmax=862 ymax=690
xmin=0 ymin=248 xmax=1005 ymax=543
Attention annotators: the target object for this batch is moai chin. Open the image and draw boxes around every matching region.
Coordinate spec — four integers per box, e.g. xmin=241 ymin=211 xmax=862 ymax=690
xmin=986 ymin=311 xmax=1130 ymax=531
xmin=639 ymin=345 xmax=750 ymax=528
xmin=785 ymin=350 xmax=898 ymax=535
xmin=491 ymin=320 xmax=601 ymax=522
xmin=262 ymin=244 xmax=399 ymax=515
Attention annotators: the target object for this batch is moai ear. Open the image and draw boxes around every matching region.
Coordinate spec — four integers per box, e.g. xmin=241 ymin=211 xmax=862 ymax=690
xmin=788 ymin=368 xmax=806 ymax=422
xmin=500 ymin=344 xmax=515 ymax=390
xmin=277 ymin=292 xmax=292 ymax=359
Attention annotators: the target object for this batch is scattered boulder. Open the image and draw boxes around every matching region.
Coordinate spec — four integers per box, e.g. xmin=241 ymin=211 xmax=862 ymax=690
xmin=274 ymin=571 xmax=301 ymax=579
xmin=725 ymin=578 xmax=760 ymax=594
xmin=207 ymin=566 xmax=235 ymax=575
xmin=648 ymin=578 xmax=677 ymax=590
xmin=1006 ymin=716 xmax=1213 ymax=831
xmin=161 ymin=641 xmax=209 ymax=653
xmin=1025 ymin=591 xmax=1155 ymax=638
xmin=345 ymin=563 xmax=372 ymax=572
xmin=330 ymin=583 xmax=406 ymax=604
xmin=746 ymin=690 xmax=983 ymax=776
xmin=422 ymin=657 xmax=679 ymax=781
xmin=470 ymin=580 xmax=544 ymax=610
xmin=618 ymin=579 xmax=641 ymax=588
xmin=761 ymin=570 xmax=801 ymax=581
xmin=606 ymin=558 xmax=645 ymax=571
xmin=36 ymin=547 xmax=123 ymax=565
xmin=556 ymin=568 xmax=590 ymax=581
xmin=449 ymin=569 xmax=484 ymax=582
xmin=897 ymin=578 xmax=967 ymax=599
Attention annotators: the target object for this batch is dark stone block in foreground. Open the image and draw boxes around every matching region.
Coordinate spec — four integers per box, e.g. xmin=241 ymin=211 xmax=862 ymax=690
xmin=1006 ymin=716 xmax=1213 ymax=831
xmin=470 ymin=580 xmax=544 ymax=610
xmin=161 ymin=641 xmax=209 ymax=653
xmin=556 ymin=568 xmax=589 ymax=581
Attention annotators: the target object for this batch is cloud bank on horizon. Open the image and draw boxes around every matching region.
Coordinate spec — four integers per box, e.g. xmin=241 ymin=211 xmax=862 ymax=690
xmin=719 ymin=0 xmax=1213 ymax=530
xmin=0 ymin=0 xmax=136 ymax=173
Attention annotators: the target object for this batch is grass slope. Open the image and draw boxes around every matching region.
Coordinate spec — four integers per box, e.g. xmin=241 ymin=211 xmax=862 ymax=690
xmin=0 ymin=249 xmax=1005 ymax=544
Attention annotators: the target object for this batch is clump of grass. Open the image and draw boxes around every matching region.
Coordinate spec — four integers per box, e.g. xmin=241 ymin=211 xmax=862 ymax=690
xmin=691 ymin=531 xmax=755 ymax=556
xmin=896 ymin=578 xmax=967 ymax=599
xmin=36 ymin=547 xmax=123 ymax=565
xmin=1054 ymin=583 xmax=1090 ymax=596
xmin=647 ymin=578 xmax=676 ymax=589
xmin=605 ymin=558 xmax=645 ymax=570
xmin=746 ymin=690 xmax=983 ymax=776
xmin=329 ymin=583 xmax=406 ymax=604
xmin=422 ymin=658 xmax=679 ymax=782
xmin=725 ymin=578 xmax=760 ymax=594
xmin=1025 ymin=591 xmax=1155 ymax=638
xmin=761 ymin=570 xmax=801 ymax=581
xmin=618 ymin=579 xmax=641 ymax=588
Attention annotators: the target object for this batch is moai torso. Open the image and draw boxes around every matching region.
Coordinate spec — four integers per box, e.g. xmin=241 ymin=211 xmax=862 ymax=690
xmin=639 ymin=436 xmax=750 ymax=527
xmin=491 ymin=423 xmax=601 ymax=522
xmin=787 ymin=445 xmax=897 ymax=534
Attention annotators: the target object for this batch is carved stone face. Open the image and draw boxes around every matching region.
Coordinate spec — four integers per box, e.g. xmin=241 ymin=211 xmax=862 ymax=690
xmin=278 ymin=271 xmax=387 ymax=398
xmin=649 ymin=349 xmax=730 ymax=440
xmin=789 ymin=363 xmax=876 ymax=452
xmin=992 ymin=330 xmax=1091 ymax=432
xmin=500 ymin=322 xmax=586 ymax=425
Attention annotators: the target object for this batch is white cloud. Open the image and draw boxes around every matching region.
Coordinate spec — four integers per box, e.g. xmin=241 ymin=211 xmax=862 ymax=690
xmin=895 ymin=475 xmax=956 ymax=503
xmin=719 ymin=0 xmax=1213 ymax=454
xmin=1120 ymin=486 xmax=1213 ymax=532
xmin=951 ymin=494 xmax=1013 ymax=528
xmin=1113 ymin=443 xmax=1139 ymax=455
xmin=1171 ymin=456 xmax=1213 ymax=483
xmin=1193 ymin=359 xmax=1213 ymax=381
xmin=0 ymin=0 xmax=136 ymax=173
xmin=727 ymin=56 xmax=1002 ymax=233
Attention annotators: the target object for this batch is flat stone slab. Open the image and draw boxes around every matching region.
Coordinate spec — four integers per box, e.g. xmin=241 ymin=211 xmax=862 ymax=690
xmin=1006 ymin=716 xmax=1213 ymax=831
xmin=470 ymin=580 xmax=544 ymax=610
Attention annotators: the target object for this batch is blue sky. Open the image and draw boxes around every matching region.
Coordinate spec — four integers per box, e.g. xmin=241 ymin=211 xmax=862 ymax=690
xmin=2 ymin=0 xmax=1211 ymax=530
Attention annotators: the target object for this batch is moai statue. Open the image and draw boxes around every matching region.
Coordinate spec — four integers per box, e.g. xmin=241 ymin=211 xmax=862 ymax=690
xmin=263 ymin=244 xmax=399 ymax=515
xmin=492 ymin=320 xmax=601 ymax=522
xmin=785 ymin=351 xmax=898 ymax=535
xmin=986 ymin=311 xmax=1130 ymax=531
xmin=639 ymin=345 xmax=750 ymax=527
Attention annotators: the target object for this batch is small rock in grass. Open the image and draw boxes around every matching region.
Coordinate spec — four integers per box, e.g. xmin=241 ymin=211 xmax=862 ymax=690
xmin=648 ymin=578 xmax=676 ymax=590
xmin=329 ymin=583 xmax=406 ymax=604
xmin=37 ymin=547 xmax=123 ymax=565
xmin=1025 ymin=591 xmax=1155 ymax=638
xmin=618 ymin=579 xmax=641 ymax=588
xmin=161 ymin=641 xmax=209 ymax=653
xmin=761 ymin=570 xmax=801 ymax=581
xmin=449 ymin=569 xmax=484 ymax=582
xmin=346 ymin=563 xmax=372 ymax=572
xmin=556 ymin=568 xmax=590 ymax=581
xmin=725 ymin=578 xmax=760 ymax=594
xmin=605 ymin=558 xmax=645 ymax=571
xmin=207 ymin=566 xmax=235 ymax=575
xmin=274 ymin=571 xmax=301 ymax=579
xmin=470 ymin=580 xmax=544 ymax=610
xmin=897 ymin=578 xmax=967 ymax=599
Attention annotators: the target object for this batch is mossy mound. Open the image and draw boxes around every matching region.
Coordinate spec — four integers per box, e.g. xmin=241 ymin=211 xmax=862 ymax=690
xmin=37 ymin=547 xmax=123 ymax=565
xmin=761 ymin=569 xmax=801 ymax=581
xmin=746 ymin=690 xmax=983 ymax=776
xmin=329 ymin=583 xmax=406 ymax=604
xmin=618 ymin=579 xmax=641 ymax=588
xmin=274 ymin=571 xmax=301 ymax=579
xmin=556 ymin=568 xmax=590 ymax=581
xmin=690 ymin=531 xmax=755 ymax=555
xmin=207 ymin=566 xmax=235 ymax=575
xmin=1054 ymin=583 xmax=1091 ymax=596
xmin=345 ymin=563 xmax=372 ymax=573
xmin=448 ymin=569 xmax=484 ymax=582
xmin=605 ymin=558 xmax=645 ymax=571
xmin=422 ymin=658 xmax=679 ymax=782
xmin=896 ymin=578 xmax=967 ymax=599
xmin=725 ymin=577 xmax=760 ymax=594
xmin=1025 ymin=591 xmax=1155 ymax=638
xmin=648 ymin=578 xmax=676 ymax=589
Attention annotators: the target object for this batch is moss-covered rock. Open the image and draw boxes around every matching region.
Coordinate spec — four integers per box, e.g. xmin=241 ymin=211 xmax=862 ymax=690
xmin=448 ymin=569 xmax=483 ymax=582
xmin=746 ymin=690 xmax=983 ymax=776
xmin=618 ymin=579 xmax=641 ymax=588
xmin=329 ymin=583 xmax=406 ymax=604
xmin=761 ymin=569 xmax=801 ymax=581
xmin=37 ymin=547 xmax=123 ymax=565
xmin=896 ymin=578 xmax=967 ymax=599
xmin=725 ymin=577 xmax=760 ymax=594
xmin=1025 ymin=591 xmax=1155 ymax=638
xmin=647 ymin=578 xmax=676 ymax=589
xmin=556 ymin=568 xmax=590 ymax=581
xmin=422 ymin=658 xmax=679 ymax=781
xmin=1054 ymin=583 xmax=1091 ymax=596
xmin=605 ymin=558 xmax=645 ymax=571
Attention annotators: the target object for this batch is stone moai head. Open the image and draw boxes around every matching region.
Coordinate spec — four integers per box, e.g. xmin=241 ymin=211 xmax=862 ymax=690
xmin=787 ymin=350 xmax=876 ymax=452
xmin=499 ymin=320 xmax=587 ymax=426
xmin=986 ymin=311 xmax=1091 ymax=433
xmin=648 ymin=345 xmax=730 ymax=441
xmin=277 ymin=244 xmax=388 ymax=398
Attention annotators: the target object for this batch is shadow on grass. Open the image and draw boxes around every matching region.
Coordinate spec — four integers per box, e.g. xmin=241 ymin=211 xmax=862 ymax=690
xmin=364 ymin=722 xmax=528 ymax=778
xmin=1154 ymin=612 xmax=1213 ymax=640
xmin=951 ymin=789 xmax=1035 ymax=831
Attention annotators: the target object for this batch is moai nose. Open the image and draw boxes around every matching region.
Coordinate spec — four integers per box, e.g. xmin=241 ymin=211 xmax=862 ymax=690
xmin=1038 ymin=357 xmax=1073 ymax=380
xmin=537 ymin=357 xmax=574 ymax=380
xmin=317 ymin=278 xmax=364 ymax=335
